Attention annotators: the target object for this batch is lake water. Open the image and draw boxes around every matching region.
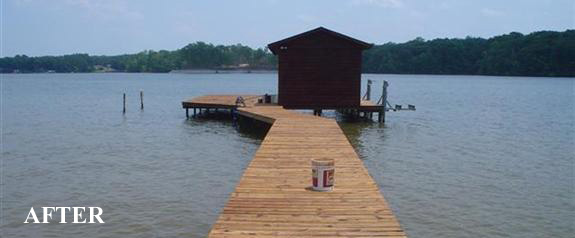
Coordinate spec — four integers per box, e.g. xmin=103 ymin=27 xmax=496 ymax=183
xmin=2 ymin=73 xmax=573 ymax=238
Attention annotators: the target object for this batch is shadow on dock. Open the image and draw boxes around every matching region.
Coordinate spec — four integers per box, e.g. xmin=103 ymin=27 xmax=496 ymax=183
xmin=183 ymin=109 xmax=271 ymax=140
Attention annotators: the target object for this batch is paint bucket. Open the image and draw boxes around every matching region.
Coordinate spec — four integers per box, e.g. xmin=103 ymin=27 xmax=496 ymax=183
xmin=312 ymin=159 xmax=334 ymax=191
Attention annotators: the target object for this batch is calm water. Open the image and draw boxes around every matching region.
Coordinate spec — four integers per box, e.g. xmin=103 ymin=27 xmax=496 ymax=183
xmin=1 ymin=73 xmax=573 ymax=238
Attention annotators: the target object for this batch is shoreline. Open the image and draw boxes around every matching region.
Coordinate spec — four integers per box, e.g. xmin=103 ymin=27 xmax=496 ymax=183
xmin=1 ymin=71 xmax=573 ymax=78
xmin=170 ymin=69 xmax=277 ymax=74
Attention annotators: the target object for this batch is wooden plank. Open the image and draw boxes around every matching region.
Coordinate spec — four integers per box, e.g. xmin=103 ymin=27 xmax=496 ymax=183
xmin=182 ymin=95 xmax=261 ymax=109
xmin=180 ymin=95 xmax=405 ymax=237
xmin=198 ymin=97 xmax=406 ymax=238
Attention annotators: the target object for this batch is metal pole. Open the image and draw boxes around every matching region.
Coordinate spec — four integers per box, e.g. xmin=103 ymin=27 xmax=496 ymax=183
xmin=123 ymin=93 xmax=126 ymax=114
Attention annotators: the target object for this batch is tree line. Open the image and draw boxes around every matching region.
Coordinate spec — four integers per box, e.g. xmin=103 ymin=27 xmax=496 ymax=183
xmin=1 ymin=30 xmax=573 ymax=76
xmin=363 ymin=30 xmax=574 ymax=77
xmin=0 ymin=42 xmax=277 ymax=73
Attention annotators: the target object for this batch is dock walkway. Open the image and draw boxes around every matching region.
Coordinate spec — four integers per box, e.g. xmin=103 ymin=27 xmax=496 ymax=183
xmin=183 ymin=96 xmax=406 ymax=238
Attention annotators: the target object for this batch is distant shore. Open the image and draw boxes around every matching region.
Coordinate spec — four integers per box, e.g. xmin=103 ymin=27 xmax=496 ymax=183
xmin=2 ymin=71 xmax=574 ymax=78
xmin=170 ymin=69 xmax=277 ymax=74
xmin=0 ymin=69 xmax=278 ymax=74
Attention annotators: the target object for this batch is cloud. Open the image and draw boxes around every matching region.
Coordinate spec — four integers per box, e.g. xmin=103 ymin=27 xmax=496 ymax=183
xmin=350 ymin=0 xmax=404 ymax=8
xmin=481 ymin=8 xmax=504 ymax=17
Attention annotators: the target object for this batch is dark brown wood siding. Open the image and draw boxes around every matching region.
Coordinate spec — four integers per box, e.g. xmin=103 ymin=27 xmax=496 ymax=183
xmin=271 ymin=28 xmax=370 ymax=109
xmin=277 ymin=47 xmax=362 ymax=108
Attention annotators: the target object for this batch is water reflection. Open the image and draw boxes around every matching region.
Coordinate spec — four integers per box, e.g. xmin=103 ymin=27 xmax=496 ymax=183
xmin=338 ymin=121 xmax=379 ymax=159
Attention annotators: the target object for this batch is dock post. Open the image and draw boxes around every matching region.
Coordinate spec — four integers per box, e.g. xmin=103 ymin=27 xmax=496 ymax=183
xmin=186 ymin=108 xmax=189 ymax=118
xmin=140 ymin=91 xmax=144 ymax=110
xmin=123 ymin=93 xmax=126 ymax=114
xmin=366 ymin=79 xmax=372 ymax=100
xmin=378 ymin=80 xmax=388 ymax=123
xmin=232 ymin=108 xmax=238 ymax=127
xmin=194 ymin=108 xmax=197 ymax=116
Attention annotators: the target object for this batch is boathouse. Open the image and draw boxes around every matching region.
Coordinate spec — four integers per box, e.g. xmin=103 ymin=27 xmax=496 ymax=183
xmin=268 ymin=27 xmax=373 ymax=109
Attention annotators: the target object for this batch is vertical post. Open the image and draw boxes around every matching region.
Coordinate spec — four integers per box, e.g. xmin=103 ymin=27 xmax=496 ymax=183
xmin=378 ymin=80 xmax=388 ymax=123
xmin=140 ymin=91 xmax=144 ymax=110
xmin=366 ymin=80 xmax=372 ymax=101
xmin=186 ymin=108 xmax=189 ymax=119
xmin=123 ymin=93 xmax=126 ymax=114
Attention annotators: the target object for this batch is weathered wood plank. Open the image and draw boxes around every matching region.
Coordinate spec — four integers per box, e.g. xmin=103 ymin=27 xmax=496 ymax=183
xmin=209 ymin=102 xmax=404 ymax=237
xmin=183 ymin=95 xmax=405 ymax=238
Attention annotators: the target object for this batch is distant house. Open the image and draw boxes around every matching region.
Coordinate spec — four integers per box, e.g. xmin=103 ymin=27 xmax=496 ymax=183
xmin=268 ymin=27 xmax=373 ymax=109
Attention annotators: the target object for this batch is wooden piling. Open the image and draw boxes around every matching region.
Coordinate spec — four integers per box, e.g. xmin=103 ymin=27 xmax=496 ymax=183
xmin=378 ymin=81 xmax=388 ymax=123
xmin=140 ymin=91 xmax=144 ymax=110
xmin=123 ymin=93 xmax=126 ymax=114
xmin=366 ymin=79 xmax=372 ymax=100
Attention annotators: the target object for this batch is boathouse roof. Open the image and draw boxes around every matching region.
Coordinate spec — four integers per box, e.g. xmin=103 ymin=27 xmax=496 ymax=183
xmin=267 ymin=27 xmax=373 ymax=54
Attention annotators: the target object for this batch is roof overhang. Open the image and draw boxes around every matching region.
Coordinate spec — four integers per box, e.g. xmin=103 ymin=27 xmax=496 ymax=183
xmin=267 ymin=27 xmax=373 ymax=55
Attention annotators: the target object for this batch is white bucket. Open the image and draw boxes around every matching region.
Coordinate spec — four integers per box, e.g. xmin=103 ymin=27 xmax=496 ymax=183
xmin=312 ymin=159 xmax=334 ymax=191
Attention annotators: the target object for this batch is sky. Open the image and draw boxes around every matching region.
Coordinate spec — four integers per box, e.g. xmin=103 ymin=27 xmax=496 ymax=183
xmin=1 ymin=0 xmax=574 ymax=57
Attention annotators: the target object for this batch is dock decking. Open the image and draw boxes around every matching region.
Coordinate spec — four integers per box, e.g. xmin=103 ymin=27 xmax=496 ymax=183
xmin=182 ymin=95 xmax=406 ymax=238
xmin=182 ymin=95 xmax=262 ymax=109
xmin=182 ymin=96 xmax=385 ymax=112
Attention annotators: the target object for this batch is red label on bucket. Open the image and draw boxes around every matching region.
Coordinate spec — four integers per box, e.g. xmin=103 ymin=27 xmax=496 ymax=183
xmin=311 ymin=159 xmax=334 ymax=191
xmin=323 ymin=169 xmax=334 ymax=187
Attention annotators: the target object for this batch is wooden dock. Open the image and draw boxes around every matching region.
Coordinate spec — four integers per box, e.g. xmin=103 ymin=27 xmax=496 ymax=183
xmin=182 ymin=96 xmax=406 ymax=238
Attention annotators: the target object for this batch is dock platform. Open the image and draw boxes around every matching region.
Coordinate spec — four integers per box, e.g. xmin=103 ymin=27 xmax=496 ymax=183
xmin=182 ymin=95 xmax=385 ymax=111
xmin=182 ymin=95 xmax=406 ymax=238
